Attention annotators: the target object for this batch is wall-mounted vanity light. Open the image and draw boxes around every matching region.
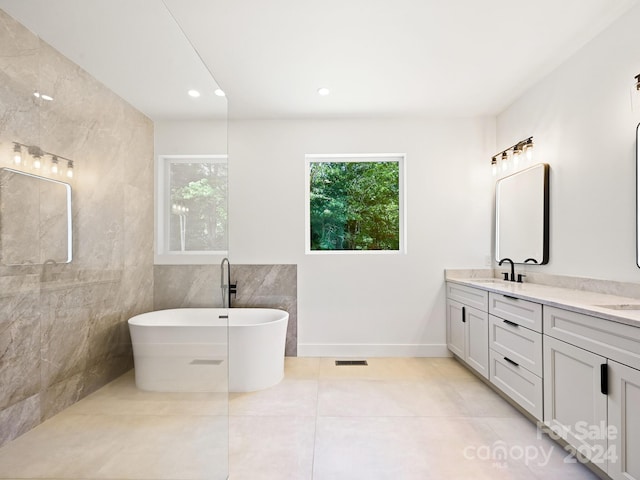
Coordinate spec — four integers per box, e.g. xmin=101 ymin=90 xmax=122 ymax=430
xmin=631 ymin=74 xmax=640 ymax=112
xmin=10 ymin=142 xmax=76 ymax=179
xmin=491 ymin=136 xmax=534 ymax=176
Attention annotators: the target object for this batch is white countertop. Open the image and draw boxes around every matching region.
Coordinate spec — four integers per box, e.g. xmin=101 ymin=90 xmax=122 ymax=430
xmin=446 ymin=275 xmax=640 ymax=329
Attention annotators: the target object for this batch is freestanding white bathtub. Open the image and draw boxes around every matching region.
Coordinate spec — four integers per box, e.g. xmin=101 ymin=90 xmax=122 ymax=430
xmin=128 ymin=308 xmax=289 ymax=393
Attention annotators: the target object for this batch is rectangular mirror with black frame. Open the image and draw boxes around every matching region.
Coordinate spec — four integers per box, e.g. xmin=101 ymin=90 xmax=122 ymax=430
xmin=495 ymin=163 xmax=549 ymax=265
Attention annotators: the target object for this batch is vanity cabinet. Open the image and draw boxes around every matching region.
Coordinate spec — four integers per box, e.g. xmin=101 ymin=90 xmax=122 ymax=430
xmin=488 ymin=292 xmax=543 ymax=419
xmin=543 ymin=305 xmax=640 ymax=479
xmin=446 ymin=283 xmax=489 ymax=379
xmin=445 ymin=277 xmax=640 ymax=478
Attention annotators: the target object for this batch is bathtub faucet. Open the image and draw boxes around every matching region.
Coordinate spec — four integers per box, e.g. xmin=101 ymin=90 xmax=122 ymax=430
xmin=220 ymin=257 xmax=238 ymax=308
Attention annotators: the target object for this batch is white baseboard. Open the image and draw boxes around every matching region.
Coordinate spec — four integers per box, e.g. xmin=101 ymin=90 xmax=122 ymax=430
xmin=297 ymin=343 xmax=451 ymax=358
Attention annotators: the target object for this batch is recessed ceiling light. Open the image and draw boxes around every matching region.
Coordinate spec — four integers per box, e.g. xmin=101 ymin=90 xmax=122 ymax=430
xmin=188 ymin=89 xmax=201 ymax=98
xmin=214 ymin=89 xmax=226 ymax=97
xmin=317 ymin=87 xmax=330 ymax=96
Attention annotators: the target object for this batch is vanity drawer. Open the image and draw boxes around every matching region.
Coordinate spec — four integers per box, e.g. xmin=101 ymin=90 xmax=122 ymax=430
xmin=489 ymin=292 xmax=542 ymax=332
xmin=446 ymin=282 xmax=488 ymax=311
xmin=543 ymin=306 xmax=640 ymax=370
xmin=489 ymin=349 xmax=543 ymax=420
xmin=489 ymin=315 xmax=542 ymax=376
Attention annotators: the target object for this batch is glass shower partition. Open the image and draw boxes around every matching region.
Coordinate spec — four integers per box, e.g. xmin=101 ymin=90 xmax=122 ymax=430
xmin=0 ymin=1 xmax=229 ymax=479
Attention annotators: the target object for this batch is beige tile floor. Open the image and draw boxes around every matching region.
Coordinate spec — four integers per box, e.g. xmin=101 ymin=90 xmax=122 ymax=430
xmin=0 ymin=357 xmax=602 ymax=480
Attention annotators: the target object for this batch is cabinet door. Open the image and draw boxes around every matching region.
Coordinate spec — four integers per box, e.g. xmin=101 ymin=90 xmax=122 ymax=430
xmin=608 ymin=360 xmax=640 ymax=480
xmin=466 ymin=306 xmax=489 ymax=379
xmin=543 ymin=335 xmax=607 ymax=465
xmin=446 ymin=299 xmax=465 ymax=359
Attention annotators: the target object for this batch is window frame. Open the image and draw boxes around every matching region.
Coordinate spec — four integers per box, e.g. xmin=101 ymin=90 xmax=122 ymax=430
xmin=154 ymin=154 xmax=228 ymax=265
xmin=304 ymin=153 xmax=407 ymax=255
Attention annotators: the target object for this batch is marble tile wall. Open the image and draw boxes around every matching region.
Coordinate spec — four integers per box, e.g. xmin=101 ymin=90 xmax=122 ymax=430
xmin=0 ymin=10 xmax=154 ymax=447
xmin=154 ymin=264 xmax=298 ymax=356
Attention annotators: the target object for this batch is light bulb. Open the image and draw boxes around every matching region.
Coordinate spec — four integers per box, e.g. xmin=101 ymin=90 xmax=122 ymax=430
xmin=491 ymin=157 xmax=498 ymax=176
xmin=513 ymin=147 xmax=521 ymax=167
xmin=501 ymin=152 xmax=508 ymax=172
xmin=524 ymin=140 xmax=533 ymax=161
xmin=66 ymin=160 xmax=74 ymax=178
xmin=51 ymin=156 xmax=59 ymax=174
xmin=33 ymin=156 xmax=42 ymax=169
xmin=12 ymin=143 xmax=22 ymax=165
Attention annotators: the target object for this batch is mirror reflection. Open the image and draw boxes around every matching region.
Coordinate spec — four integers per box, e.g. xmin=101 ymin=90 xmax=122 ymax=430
xmin=0 ymin=168 xmax=71 ymax=265
xmin=637 ymin=123 xmax=640 ymax=268
xmin=495 ymin=163 xmax=549 ymax=265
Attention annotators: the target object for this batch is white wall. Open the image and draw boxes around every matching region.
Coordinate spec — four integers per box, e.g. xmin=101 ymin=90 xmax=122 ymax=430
xmin=228 ymin=118 xmax=494 ymax=356
xmin=497 ymin=3 xmax=640 ymax=282
xmin=154 ymin=120 xmax=227 ymax=155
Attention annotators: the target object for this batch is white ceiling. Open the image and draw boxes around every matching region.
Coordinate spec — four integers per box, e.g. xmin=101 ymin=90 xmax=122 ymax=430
xmin=1 ymin=0 xmax=637 ymax=120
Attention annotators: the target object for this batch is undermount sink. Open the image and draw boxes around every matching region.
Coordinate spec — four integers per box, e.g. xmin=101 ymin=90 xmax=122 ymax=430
xmin=471 ymin=279 xmax=504 ymax=284
xmin=594 ymin=304 xmax=640 ymax=311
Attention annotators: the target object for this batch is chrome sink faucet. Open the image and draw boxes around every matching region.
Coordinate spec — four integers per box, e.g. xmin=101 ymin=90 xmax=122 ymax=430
xmin=498 ymin=257 xmax=515 ymax=282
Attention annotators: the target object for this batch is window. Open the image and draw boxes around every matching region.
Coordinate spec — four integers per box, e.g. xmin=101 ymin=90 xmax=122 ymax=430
xmin=305 ymin=154 xmax=406 ymax=254
xmin=155 ymin=155 xmax=227 ymax=263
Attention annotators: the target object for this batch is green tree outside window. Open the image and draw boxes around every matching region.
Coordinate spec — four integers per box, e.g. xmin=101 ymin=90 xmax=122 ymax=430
xmin=309 ymin=160 xmax=400 ymax=251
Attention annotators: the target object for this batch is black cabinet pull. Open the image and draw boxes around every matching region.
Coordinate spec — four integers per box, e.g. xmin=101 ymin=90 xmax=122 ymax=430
xmin=462 ymin=306 xmax=466 ymax=323
xmin=503 ymin=295 xmax=519 ymax=301
xmin=600 ymin=364 xmax=608 ymax=395
xmin=503 ymin=320 xmax=519 ymax=327
xmin=504 ymin=356 xmax=519 ymax=367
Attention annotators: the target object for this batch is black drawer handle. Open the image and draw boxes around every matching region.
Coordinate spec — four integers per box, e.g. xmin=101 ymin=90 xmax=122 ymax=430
xmin=503 ymin=320 xmax=519 ymax=327
xmin=503 ymin=295 xmax=519 ymax=301
xmin=600 ymin=364 xmax=608 ymax=395
xmin=504 ymin=356 xmax=519 ymax=367
xmin=462 ymin=306 xmax=466 ymax=323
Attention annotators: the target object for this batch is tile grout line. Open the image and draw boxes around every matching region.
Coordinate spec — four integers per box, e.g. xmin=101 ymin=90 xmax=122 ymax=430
xmin=309 ymin=359 xmax=322 ymax=480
